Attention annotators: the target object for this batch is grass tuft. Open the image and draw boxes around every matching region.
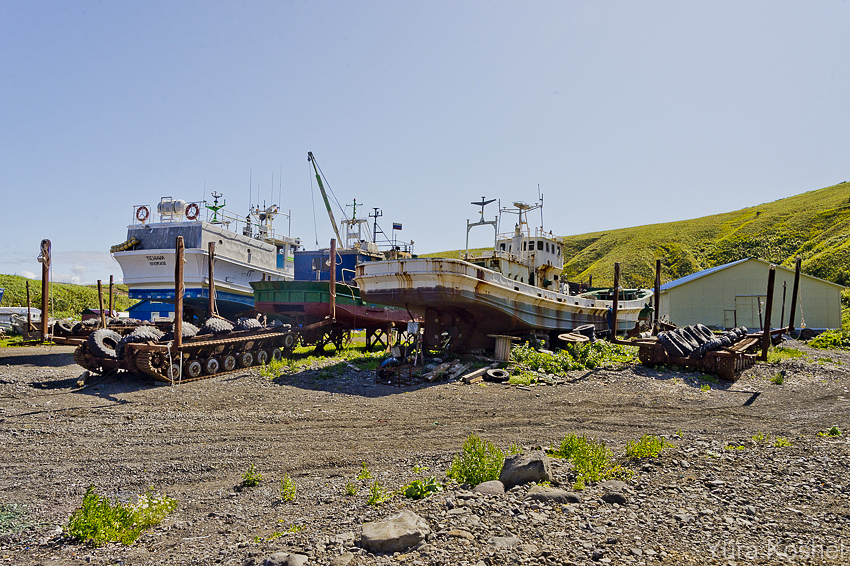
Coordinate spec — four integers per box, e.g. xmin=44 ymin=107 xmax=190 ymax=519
xmin=241 ymin=464 xmax=262 ymax=487
xmin=278 ymin=475 xmax=296 ymax=502
xmin=446 ymin=434 xmax=505 ymax=486
xmin=66 ymin=486 xmax=176 ymax=547
xmin=625 ymin=435 xmax=673 ymax=459
xmin=549 ymin=434 xmax=631 ymax=488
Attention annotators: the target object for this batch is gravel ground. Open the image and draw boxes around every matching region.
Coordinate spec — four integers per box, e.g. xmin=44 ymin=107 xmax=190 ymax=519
xmin=0 ymin=339 xmax=848 ymax=565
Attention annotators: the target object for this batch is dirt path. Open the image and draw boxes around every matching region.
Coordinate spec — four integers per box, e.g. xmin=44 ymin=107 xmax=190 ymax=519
xmin=1 ymin=341 xmax=848 ymax=565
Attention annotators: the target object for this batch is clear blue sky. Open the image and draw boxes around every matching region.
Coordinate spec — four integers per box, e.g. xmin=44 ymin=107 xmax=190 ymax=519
xmin=1 ymin=1 xmax=848 ymax=285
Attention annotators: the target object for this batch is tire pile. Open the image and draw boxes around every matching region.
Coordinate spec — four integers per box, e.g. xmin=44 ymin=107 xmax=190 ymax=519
xmin=657 ymin=324 xmax=749 ymax=359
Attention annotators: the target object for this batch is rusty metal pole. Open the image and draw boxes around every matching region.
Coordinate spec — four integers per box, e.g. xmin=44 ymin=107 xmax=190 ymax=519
xmin=97 ymin=280 xmax=106 ymax=328
xmin=175 ymin=236 xmax=184 ymax=353
xmin=779 ymin=281 xmax=787 ymax=332
xmin=759 ymin=266 xmax=776 ymax=361
xmin=788 ymin=256 xmax=802 ymax=333
xmin=108 ymin=275 xmax=114 ymax=318
xmin=611 ymin=262 xmax=620 ymax=340
xmin=40 ymin=246 xmax=49 ymax=340
xmin=654 ymin=259 xmax=661 ymax=327
xmin=26 ymin=281 xmax=32 ymax=333
xmin=208 ymin=241 xmax=216 ymax=317
xmin=329 ymin=238 xmax=337 ymax=322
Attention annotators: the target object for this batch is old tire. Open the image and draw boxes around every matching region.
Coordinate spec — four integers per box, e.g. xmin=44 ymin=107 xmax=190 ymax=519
xmin=222 ymin=354 xmax=237 ymax=372
xmin=201 ymin=317 xmax=233 ymax=335
xmin=87 ymin=329 xmax=122 ymax=359
xmin=485 ymin=368 xmax=510 ymax=382
xmin=54 ymin=320 xmax=75 ymax=336
xmin=234 ymin=317 xmax=262 ymax=332
xmin=658 ymin=331 xmax=687 ymax=358
xmin=116 ymin=326 xmax=165 ymax=359
xmin=163 ymin=322 xmax=199 ymax=342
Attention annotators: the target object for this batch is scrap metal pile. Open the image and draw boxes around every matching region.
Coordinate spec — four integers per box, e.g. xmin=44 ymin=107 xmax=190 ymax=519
xmin=636 ymin=324 xmax=761 ymax=381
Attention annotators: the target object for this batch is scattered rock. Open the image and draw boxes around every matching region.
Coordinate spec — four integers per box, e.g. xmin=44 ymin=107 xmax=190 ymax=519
xmin=489 ymin=536 xmax=522 ymax=549
xmin=262 ymin=553 xmax=308 ymax=566
xmin=473 ymin=480 xmax=505 ymax=495
xmin=526 ymin=484 xmax=581 ymax=504
xmin=360 ymin=509 xmax=431 ymax=553
xmin=499 ymin=450 xmax=552 ymax=490
xmin=600 ymin=491 xmax=627 ymax=505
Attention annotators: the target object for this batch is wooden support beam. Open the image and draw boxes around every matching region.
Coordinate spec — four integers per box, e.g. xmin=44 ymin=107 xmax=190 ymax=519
xmin=759 ymin=266 xmax=776 ymax=361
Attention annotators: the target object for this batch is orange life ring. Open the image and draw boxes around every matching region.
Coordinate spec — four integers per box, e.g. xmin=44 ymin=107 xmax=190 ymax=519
xmin=136 ymin=206 xmax=150 ymax=222
xmin=185 ymin=202 xmax=200 ymax=220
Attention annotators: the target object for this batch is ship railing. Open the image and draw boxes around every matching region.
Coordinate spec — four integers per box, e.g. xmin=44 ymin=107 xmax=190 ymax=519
xmin=495 ymin=226 xmax=559 ymax=241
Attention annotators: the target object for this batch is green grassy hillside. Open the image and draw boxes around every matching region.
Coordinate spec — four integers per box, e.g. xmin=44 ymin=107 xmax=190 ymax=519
xmin=426 ymin=181 xmax=850 ymax=289
xmin=0 ymin=275 xmax=137 ymax=319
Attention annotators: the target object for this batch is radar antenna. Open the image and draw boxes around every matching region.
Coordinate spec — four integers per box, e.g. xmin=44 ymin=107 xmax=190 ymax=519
xmin=205 ymin=192 xmax=226 ymax=223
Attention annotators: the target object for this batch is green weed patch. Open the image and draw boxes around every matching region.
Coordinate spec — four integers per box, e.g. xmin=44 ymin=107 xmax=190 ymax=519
xmin=66 ymin=486 xmax=176 ymax=547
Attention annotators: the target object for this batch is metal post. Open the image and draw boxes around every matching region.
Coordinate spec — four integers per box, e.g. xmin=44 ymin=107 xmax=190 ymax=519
xmin=175 ymin=236 xmax=184 ymax=353
xmin=26 ymin=281 xmax=32 ymax=333
xmin=788 ymin=257 xmax=802 ymax=333
xmin=779 ymin=281 xmax=787 ymax=333
xmin=208 ymin=241 xmax=216 ymax=317
xmin=39 ymin=240 xmax=50 ymax=341
xmin=611 ymin=262 xmax=620 ymax=340
xmin=97 ymin=281 xmax=106 ymax=328
xmin=329 ymin=238 xmax=337 ymax=321
xmin=759 ymin=266 xmax=776 ymax=361
xmin=108 ymin=275 xmax=114 ymax=319
xmin=654 ymin=259 xmax=661 ymax=327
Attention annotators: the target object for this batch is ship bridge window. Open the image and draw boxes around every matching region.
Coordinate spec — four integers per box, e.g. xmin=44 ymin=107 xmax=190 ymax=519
xmin=557 ymin=246 xmax=561 ymax=257
xmin=522 ymin=242 xmax=527 ymax=251
xmin=545 ymin=242 xmax=550 ymax=253
xmin=247 ymin=249 xmax=252 ymax=263
xmin=500 ymin=243 xmax=506 ymax=251
xmin=537 ymin=241 xmax=544 ymax=251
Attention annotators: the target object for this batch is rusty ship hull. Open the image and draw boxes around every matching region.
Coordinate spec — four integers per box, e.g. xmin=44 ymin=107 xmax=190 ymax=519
xmin=355 ymin=257 xmax=650 ymax=350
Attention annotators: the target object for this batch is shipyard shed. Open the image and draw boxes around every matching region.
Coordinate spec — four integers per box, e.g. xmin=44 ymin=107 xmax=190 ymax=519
xmin=658 ymin=258 xmax=844 ymax=331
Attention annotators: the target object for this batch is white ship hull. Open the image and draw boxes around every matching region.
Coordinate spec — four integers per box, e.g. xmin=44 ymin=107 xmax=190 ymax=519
xmin=112 ymin=218 xmax=298 ymax=319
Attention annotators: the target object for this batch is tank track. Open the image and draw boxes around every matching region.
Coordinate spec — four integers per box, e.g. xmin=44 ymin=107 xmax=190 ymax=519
xmin=127 ymin=329 xmax=298 ymax=383
xmin=73 ymin=342 xmax=120 ymax=375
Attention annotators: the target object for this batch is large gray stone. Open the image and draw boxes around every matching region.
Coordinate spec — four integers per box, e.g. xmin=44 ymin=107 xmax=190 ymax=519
xmin=499 ymin=450 xmax=552 ymax=490
xmin=263 ymin=553 xmax=308 ymax=566
xmin=473 ymin=480 xmax=505 ymax=495
xmin=601 ymin=491 xmax=627 ymax=505
xmin=360 ymin=509 xmax=431 ymax=553
xmin=526 ymin=484 xmax=581 ymax=504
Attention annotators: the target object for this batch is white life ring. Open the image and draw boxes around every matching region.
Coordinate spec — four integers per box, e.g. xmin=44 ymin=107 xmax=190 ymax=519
xmin=136 ymin=206 xmax=150 ymax=222
xmin=185 ymin=202 xmax=200 ymax=220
